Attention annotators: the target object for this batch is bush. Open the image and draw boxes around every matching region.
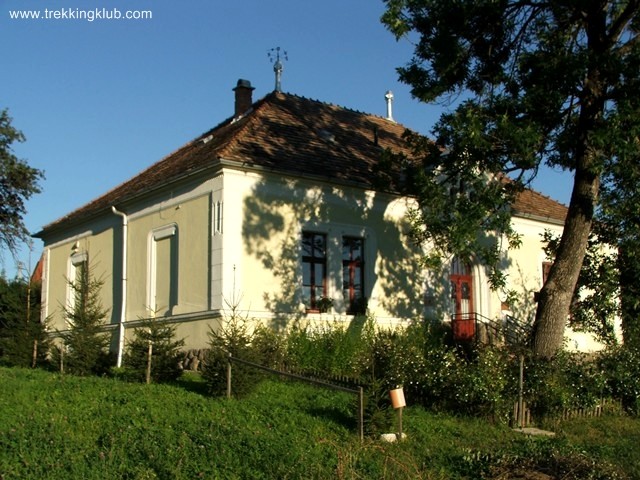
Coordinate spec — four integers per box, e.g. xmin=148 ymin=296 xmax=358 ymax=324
xmin=202 ymin=316 xmax=267 ymax=397
xmin=598 ymin=345 xmax=640 ymax=414
xmin=123 ymin=318 xmax=185 ymax=383
xmin=284 ymin=318 xmax=373 ymax=378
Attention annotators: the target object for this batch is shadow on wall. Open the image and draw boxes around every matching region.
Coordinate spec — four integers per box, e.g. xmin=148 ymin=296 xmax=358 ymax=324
xmin=242 ymin=175 xmax=427 ymax=331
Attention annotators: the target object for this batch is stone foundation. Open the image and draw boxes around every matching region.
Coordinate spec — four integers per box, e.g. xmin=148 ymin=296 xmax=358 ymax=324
xmin=179 ymin=349 xmax=208 ymax=371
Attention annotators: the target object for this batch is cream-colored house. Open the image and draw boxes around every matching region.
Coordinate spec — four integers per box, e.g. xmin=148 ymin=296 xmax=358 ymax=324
xmin=35 ymin=79 xmax=599 ymax=366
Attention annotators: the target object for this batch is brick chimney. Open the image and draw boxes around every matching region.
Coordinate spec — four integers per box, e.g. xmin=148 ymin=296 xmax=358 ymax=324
xmin=233 ymin=79 xmax=255 ymax=118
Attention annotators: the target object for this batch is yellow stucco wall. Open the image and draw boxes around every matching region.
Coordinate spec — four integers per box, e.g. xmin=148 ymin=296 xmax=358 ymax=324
xmin=223 ymin=169 xmax=426 ymax=328
xmin=44 ymin=225 xmax=116 ymax=331
xmin=41 ymin=166 xmax=617 ymax=354
xmin=126 ymin=192 xmax=211 ymax=320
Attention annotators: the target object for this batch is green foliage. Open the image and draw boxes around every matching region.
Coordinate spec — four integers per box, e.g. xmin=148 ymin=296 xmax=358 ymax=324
xmin=202 ymin=315 xmax=267 ymax=398
xmin=618 ymin=247 xmax=640 ymax=348
xmin=123 ymin=317 xmax=185 ymax=383
xmin=0 ymin=108 xmax=44 ymax=254
xmin=1 ymin=367 xmax=638 ymax=479
xmin=381 ymin=0 xmax=640 ymax=357
xmin=59 ymin=263 xmax=112 ymax=376
xmin=598 ymin=152 xmax=640 ymax=347
xmin=598 ymin=345 xmax=640 ymax=415
xmin=285 ymin=317 xmax=375 ymax=378
xmin=0 ymin=276 xmax=49 ymax=367
xmin=200 ymin=315 xmax=640 ymax=426
xmin=543 ymin=229 xmax=620 ymax=345
xmin=249 ymin=323 xmax=287 ymax=369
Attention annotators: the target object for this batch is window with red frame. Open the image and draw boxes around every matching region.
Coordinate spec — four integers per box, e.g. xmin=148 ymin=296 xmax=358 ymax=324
xmin=302 ymin=232 xmax=327 ymax=311
xmin=342 ymin=237 xmax=364 ymax=314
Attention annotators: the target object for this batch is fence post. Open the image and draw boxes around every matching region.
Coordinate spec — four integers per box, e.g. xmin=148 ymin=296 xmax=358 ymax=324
xmin=226 ymin=352 xmax=232 ymax=399
xmin=518 ymin=353 xmax=525 ymax=428
xmin=59 ymin=345 xmax=64 ymax=374
xmin=146 ymin=341 xmax=153 ymax=385
xmin=358 ymin=386 xmax=364 ymax=442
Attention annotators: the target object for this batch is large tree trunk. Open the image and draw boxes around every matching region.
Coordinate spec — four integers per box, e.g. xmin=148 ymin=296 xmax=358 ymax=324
xmin=532 ymin=4 xmax=606 ymax=357
xmin=531 ymin=169 xmax=599 ymax=357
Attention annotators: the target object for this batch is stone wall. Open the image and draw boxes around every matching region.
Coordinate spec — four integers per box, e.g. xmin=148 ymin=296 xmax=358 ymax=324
xmin=179 ymin=349 xmax=208 ymax=371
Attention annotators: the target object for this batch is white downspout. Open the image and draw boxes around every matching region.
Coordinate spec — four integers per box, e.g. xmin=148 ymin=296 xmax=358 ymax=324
xmin=111 ymin=206 xmax=128 ymax=367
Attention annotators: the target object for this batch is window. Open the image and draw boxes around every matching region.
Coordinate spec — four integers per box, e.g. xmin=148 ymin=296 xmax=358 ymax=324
xmin=67 ymin=251 xmax=88 ymax=318
xmin=148 ymin=225 xmax=178 ymax=316
xmin=342 ymin=237 xmax=364 ymax=313
xmin=302 ymin=232 xmax=327 ymax=311
xmin=213 ymin=200 xmax=223 ymax=235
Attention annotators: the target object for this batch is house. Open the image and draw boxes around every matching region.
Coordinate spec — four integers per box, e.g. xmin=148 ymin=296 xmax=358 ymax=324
xmin=34 ymin=79 xmax=602 ymax=366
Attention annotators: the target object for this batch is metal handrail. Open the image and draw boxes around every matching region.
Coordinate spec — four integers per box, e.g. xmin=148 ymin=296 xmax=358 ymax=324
xmin=450 ymin=312 xmax=532 ymax=348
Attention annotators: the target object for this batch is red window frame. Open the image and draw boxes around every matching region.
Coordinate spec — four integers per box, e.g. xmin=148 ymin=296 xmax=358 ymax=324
xmin=342 ymin=237 xmax=364 ymax=314
xmin=302 ymin=232 xmax=327 ymax=311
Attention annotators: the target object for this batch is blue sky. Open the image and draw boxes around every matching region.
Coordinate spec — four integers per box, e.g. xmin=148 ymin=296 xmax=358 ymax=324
xmin=1 ymin=0 xmax=572 ymax=277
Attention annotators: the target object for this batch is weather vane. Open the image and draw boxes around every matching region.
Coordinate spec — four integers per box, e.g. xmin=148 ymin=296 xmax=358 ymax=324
xmin=268 ymin=47 xmax=288 ymax=93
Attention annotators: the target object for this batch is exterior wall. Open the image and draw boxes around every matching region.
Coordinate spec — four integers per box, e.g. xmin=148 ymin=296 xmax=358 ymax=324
xmin=125 ymin=192 xmax=211 ymax=319
xmin=506 ymin=215 xmax=620 ymax=352
xmin=43 ymin=219 xmax=117 ymax=331
xmin=223 ymin=168 xmax=425 ymax=329
xmin=41 ymin=175 xmax=224 ymax=353
xmin=120 ymin=177 xmax=221 ymax=350
xmin=40 ymin=165 xmax=618 ymax=355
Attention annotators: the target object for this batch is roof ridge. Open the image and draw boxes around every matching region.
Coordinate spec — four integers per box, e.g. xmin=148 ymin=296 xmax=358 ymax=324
xmin=527 ymin=183 xmax=568 ymax=208
xmin=277 ymin=91 xmax=410 ymax=128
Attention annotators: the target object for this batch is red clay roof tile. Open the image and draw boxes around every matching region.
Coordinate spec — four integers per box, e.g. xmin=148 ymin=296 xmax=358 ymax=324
xmin=36 ymin=91 xmax=567 ymax=236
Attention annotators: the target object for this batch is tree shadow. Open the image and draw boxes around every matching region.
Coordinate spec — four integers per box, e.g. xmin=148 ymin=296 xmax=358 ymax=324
xmin=242 ymin=174 xmax=427 ymax=330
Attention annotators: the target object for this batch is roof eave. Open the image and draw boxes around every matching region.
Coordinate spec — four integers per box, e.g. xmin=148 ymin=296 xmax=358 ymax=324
xmin=512 ymin=210 xmax=565 ymax=226
xmin=34 ymin=160 xmax=226 ymax=239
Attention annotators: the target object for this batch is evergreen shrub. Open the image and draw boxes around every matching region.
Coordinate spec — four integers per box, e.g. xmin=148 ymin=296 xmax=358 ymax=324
xmin=123 ymin=317 xmax=185 ymax=383
xmin=59 ymin=265 xmax=112 ymax=376
xmin=202 ymin=316 xmax=266 ymax=397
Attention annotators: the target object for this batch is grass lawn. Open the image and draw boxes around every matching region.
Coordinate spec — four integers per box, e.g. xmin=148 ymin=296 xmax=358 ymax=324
xmin=0 ymin=367 xmax=638 ymax=479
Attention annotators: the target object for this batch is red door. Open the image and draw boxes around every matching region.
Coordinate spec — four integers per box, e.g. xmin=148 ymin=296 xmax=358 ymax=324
xmin=451 ymin=258 xmax=474 ymax=341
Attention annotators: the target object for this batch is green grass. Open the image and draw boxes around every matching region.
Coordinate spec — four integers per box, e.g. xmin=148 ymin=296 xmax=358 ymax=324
xmin=1 ymin=367 xmax=638 ymax=479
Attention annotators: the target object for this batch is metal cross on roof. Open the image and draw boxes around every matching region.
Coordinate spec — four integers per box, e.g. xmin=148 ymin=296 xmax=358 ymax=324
xmin=268 ymin=47 xmax=288 ymax=93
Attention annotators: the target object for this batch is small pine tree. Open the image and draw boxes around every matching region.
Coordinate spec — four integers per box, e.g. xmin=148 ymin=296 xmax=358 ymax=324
xmin=0 ymin=276 xmax=49 ymax=367
xmin=202 ymin=295 xmax=266 ymax=397
xmin=59 ymin=263 xmax=111 ymax=375
xmin=124 ymin=316 xmax=185 ymax=383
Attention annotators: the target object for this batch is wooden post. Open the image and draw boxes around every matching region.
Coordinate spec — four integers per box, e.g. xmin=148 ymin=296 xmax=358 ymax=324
xmin=146 ymin=341 xmax=153 ymax=385
xmin=358 ymin=386 xmax=364 ymax=442
xmin=518 ymin=353 xmax=525 ymax=428
xmin=32 ymin=339 xmax=38 ymax=368
xmin=390 ymin=387 xmax=406 ymax=441
xmin=59 ymin=345 xmax=64 ymax=374
xmin=226 ymin=353 xmax=232 ymax=399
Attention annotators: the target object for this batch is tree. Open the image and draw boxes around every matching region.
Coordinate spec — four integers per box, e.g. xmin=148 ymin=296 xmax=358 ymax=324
xmin=0 ymin=274 xmax=49 ymax=367
xmin=124 ymin=317 xmax=185 ymax=384
xmin=0 ymin=109 xmax=44 ymax=255
xmin=59 ymin=262 xmax=111 ymax=375
xmin=598 ymin=140 xmax=640 ymax=347
xmin=543 ymin=228 xmax=620 ymax=346
xmin=382 ymin=0 xmax=640 ymax=357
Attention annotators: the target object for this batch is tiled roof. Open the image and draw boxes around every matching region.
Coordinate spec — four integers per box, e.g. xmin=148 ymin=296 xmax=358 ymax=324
xmin=36 ymin=91 xmax=567 ymax=235
xmin=512 ymin=187 xmax=567 ymax=224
